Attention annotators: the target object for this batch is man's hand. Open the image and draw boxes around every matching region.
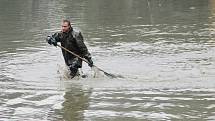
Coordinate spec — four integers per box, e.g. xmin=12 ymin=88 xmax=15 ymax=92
xmin=46 ymin=35 xmax=57 ymax=46
xmin=85 ymin=56 xmax=93 ymax=67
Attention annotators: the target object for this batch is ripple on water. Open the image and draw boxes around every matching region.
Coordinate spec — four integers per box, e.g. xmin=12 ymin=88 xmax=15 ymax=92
xmin=82 ymin=88 xmax=215 ymax=120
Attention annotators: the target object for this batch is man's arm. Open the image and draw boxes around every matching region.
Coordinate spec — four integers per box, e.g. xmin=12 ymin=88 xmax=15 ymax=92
xmin=75 ymin=31 xmax=93 ymax=67
xmin=75 ymin=31 xmax=89 ymax=56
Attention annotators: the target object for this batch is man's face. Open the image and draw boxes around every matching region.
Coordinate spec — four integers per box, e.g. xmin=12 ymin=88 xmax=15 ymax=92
xmin=61 ymin=22 xmax=70 ymax=33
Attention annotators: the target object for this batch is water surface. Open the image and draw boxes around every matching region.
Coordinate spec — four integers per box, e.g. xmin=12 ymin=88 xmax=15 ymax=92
xmin=1 ymin=0 xmax=215 ymax=120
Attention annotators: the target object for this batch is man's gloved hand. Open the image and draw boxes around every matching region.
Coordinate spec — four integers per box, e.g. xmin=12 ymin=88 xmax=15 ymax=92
xmin=85 ymin=56 xmax=93 ymax=67
xmin=46 ymin=35 xmax=57 ymax=46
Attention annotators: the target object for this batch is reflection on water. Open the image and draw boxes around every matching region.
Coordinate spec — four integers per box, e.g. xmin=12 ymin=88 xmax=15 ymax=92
xmin=62 ymin=86 xmax=91 ymax=121
xmin=1 ymin=0 xmax=215 ymax=120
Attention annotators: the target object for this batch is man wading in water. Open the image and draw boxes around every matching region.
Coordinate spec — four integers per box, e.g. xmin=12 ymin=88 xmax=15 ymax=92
xmin=46 ymin=19 xmax=93 ymax=78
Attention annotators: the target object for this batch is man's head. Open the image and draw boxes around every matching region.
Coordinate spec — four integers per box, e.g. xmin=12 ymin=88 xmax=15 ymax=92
xmin=61 ymin=20 xmax=71 ymax=33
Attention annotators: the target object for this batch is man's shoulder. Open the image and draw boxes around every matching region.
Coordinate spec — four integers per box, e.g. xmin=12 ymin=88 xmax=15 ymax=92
xmin=72 ymin=28 xmax=81 ymax=36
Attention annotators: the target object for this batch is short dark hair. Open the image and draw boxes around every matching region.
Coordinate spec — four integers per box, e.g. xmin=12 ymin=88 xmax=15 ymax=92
xmin=63 ymin=19 xmax=71 ymax=26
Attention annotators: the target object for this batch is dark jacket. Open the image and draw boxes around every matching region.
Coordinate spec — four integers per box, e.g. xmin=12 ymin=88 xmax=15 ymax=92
xmin=53 ymin=27 xmax=91 ymax=67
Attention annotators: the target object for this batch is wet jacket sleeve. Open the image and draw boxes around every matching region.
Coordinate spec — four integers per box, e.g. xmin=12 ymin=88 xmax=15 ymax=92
xmin=75 ymin=32 xmax=91 ymax=57
xmin=52 ymin=32 xmax=61 ymax=42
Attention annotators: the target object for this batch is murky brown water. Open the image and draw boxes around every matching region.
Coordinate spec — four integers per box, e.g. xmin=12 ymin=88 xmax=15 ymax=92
xmin=1 ymin=0 xmax=215 ymax=120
